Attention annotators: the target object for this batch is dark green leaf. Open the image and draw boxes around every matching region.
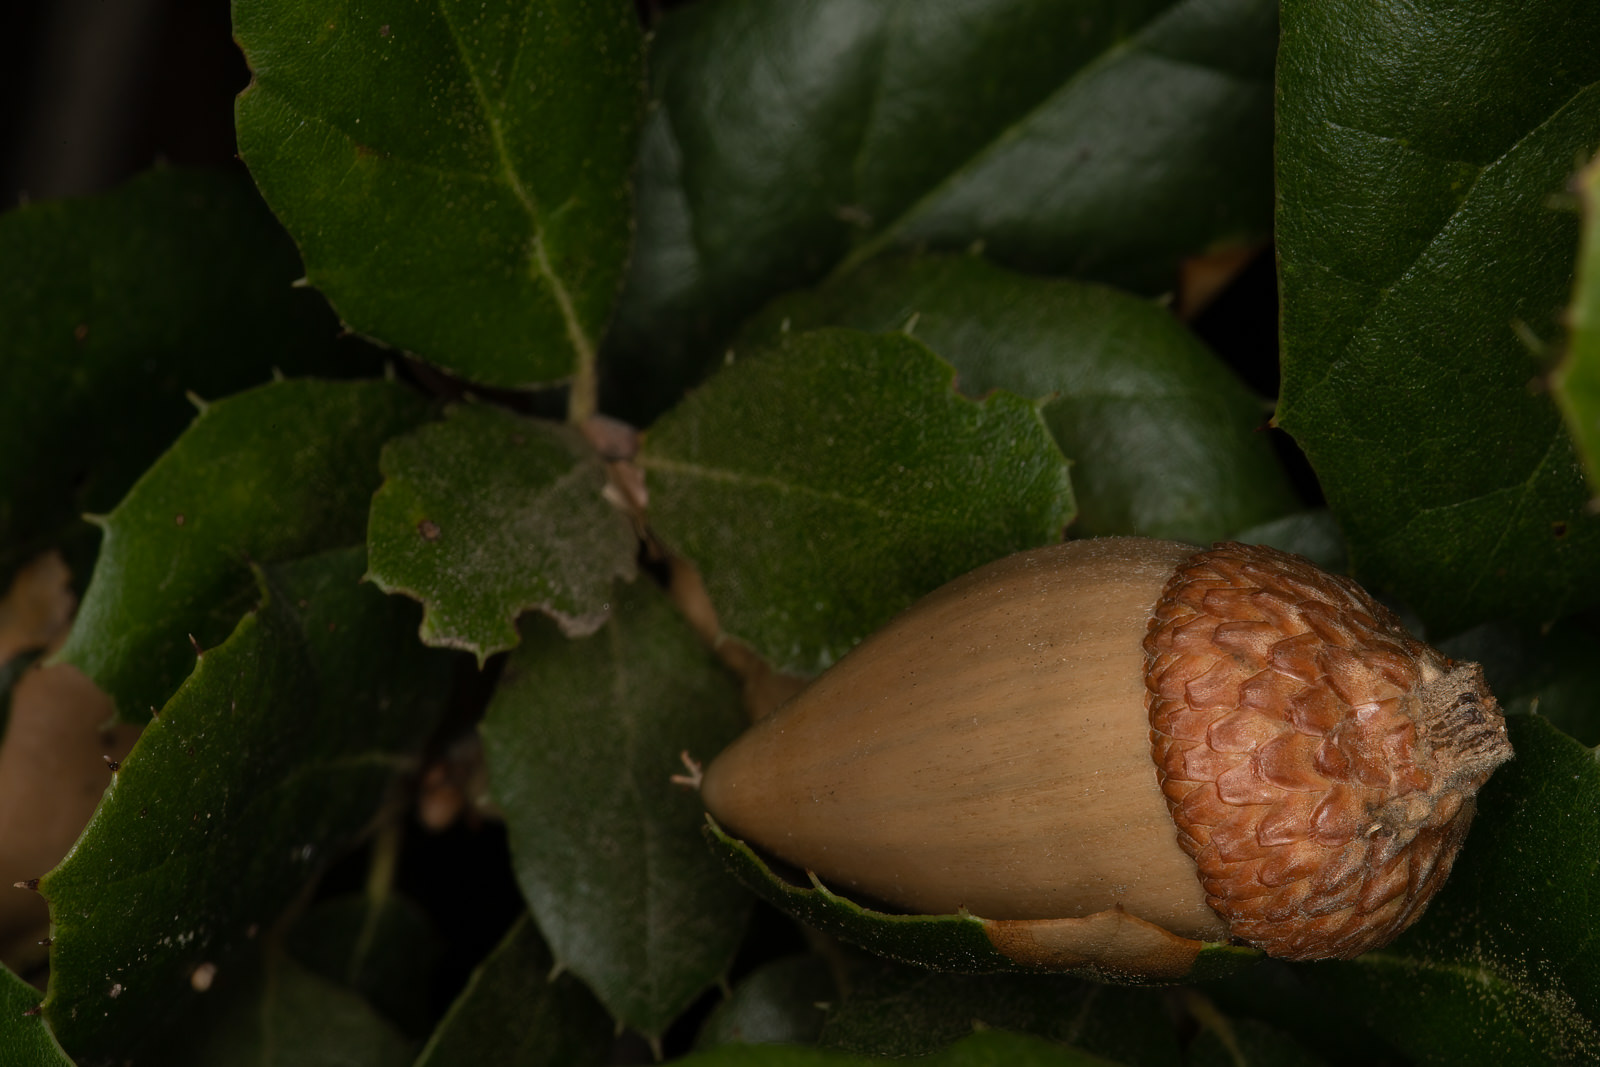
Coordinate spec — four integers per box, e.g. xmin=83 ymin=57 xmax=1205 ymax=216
xmin=480 ymin=579 xmax=750 ymax=1038
xmin=705 ymin=820 xmax=1259 ymax=985
xmin=56 ymin=378 xmax=429 ymax=721
xmin=818 ymin=958 xmax=1179 ymax=1066
xmin=1195 ymin=961 xmax=1407 ymax=1067
xmin=1440 ymin=614 xmax=1600 ymax=747
xmin=156 ymin=945 xmax=415 ymax=1067
xmin=1554 ymin=154 xmax=1600 ymax=494
xmin=40 ymin=548 xmax=451 ymax=1062
xmin=0 ymin=168 xmax=374 ymax=588
xmin=1230 ymin=511 xmax=1347 ymax=574
xmin=285 ymin=893 xmax=437 ymax=1038
xmin=1183 ymin=1016 xmax=1329 ymax=1067
xmin=234 ymin=0 xmax=644 ymax=389
xmin=606 ymin=0 xmax=1277 ymax=419
xmin=413 ymin=913 xmax=612 ymax=1067
xmin=1304 ymin=716 xmax=1600 ymax=1065
xmin=0 ymin=962 xmax=71 ymax=1066
xmin=367 ymin=403 xmax=637 ymax=661
xmin=697 ymin=954 xmax=836 ymax=1050
xmin=638 ymin=328 xmax=1073 ymax=676
xmin=1275 ymin=0 xmax=1600 ymax=633
xmin=671 ymin=1029 xmax=1125 ymax=1066
xmin=739 ymin=255 xmax=1296 ymax=544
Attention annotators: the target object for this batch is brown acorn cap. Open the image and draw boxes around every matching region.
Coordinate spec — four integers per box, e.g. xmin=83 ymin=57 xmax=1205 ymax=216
xmin=1145 ymin=541 xmax=1513 ymax=960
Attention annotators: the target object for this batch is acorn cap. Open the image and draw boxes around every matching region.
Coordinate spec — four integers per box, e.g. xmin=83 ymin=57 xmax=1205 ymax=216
xmin=702 ymin=537 xmax=1513 ymax=963
xmin=1145 ymin=541 xmax=1512 ymax=959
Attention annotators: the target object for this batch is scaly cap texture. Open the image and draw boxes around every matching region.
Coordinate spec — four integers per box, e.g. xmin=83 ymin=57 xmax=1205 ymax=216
xmin=1144 ymin=542 xmax=1513 ymax=960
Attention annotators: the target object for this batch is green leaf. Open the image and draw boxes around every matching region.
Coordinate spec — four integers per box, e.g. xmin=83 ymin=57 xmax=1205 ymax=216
xmin=637 ymin=328 xmax=1073 ymax=676
xmin=285 ymin=893 xmax=438 ymax=1038
xmin=1440 ymin=614 xmax=1600 ymax=747
xmin=704 ymin=820 xmax=1259 ymax=986
xmin=1183 ymin=1016 xmax=1330 ymax=1067
xmin=697 ymin=954 xmax=836 ymax=1050
xmin=414 ymin=914 xmax=613 ymax=1067
xmin=1275 ymin=0 xmax=1600 ymax=633
xmin=234 ymin=0 xmax=644 ymax=389
xmin=817 ymin=959 xmax=1179 ymax=1065
xmin=1554 ymin=153 xmax=1600 ymax=494
xmin=671 ymin=1029 xmax=1126 ymax=1066
xmin=606 ymin=0 xmax=1277 ymax=418
xmin=155 ymin=945 xmax=415 ymax=1067
xmin=1303 ymin=716 xmax=1600 ymax=1065
xmin=1195 ymin=961 xmax=1406 ymax=1067
xmin=40 ymin=548 xmax=451 ymax=1062
xmin=739 ymin=255 xmax=1296 ymax=544
xmin=1230 ymin=511 xmax=1347 ymax=574
xmin=480 ymin=579 xmax=750 ymax=1039
xmin=0 ymin=167 xmax=374 ymax=588
xmin=367 ymin=403 xmax=638 ymax=661
xmin=0 ymin=962 xmax=72 ymax=1066
xmin=57 ymin=378 xmax=429 ymax=721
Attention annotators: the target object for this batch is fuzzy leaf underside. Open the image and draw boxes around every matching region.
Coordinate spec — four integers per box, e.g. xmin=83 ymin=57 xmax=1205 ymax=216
xmin=366 ymin=403 xmax=638 ymax=661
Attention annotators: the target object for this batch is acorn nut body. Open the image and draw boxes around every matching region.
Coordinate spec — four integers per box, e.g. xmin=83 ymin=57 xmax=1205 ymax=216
xmin=701 ymin=538 xmax=1513 ymax=961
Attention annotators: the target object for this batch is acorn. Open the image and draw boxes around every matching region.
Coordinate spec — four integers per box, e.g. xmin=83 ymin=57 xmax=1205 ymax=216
xmin=701 ymin=538 xmax=1513 ymax=962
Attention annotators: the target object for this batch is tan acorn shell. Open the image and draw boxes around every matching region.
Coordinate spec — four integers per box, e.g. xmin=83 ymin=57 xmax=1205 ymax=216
xmin=701 ymin=538 xmax=1513 ymax=964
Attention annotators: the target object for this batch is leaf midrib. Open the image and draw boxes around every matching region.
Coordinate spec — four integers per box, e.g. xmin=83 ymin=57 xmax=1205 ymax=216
xmin=434 ymin=0 xmax=595 ymax=373
xmin=1284 ymin=77 xmax=1600 ymax=420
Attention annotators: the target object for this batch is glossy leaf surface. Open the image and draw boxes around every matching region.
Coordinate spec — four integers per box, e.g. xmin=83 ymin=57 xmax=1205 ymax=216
xmin=156 ymin=947 xmax=415 ymax=1067
xmin=697 ymin=954 xmax=836 ymax=1050
xmin=367 ymin=403 xmax=637 ymax=661
xmin=817 ymin=958 xmax=1179 ymax=1065
xmin=0 ymin=168 xmax=371 ymax=588
xmin=740 ymin=255 xmax=1295 ymax=543
xmin=234 ymin=0 xmax=643 ymax=388
xmin=1275 ymin=0 xmax=1600 ymax=632
xmin=670 ymin=1029 xmax=1123 ymax=1066
xmin=57 ymin=378 xmax=428 ymax=720
xmin=481 ymin=579 xmax=749 ymax=1038
xmin=0 ymin=962 xmax=71 ymax=1067
xmin=285 ymin=893 xmax=437 ymax=1037
xmin=1307 ymin=716 xmax=1600 ymax=1065
xmin=41 ymin=549 xmax=451 ymax=1061
xmin=704 ymin=821 xmax=1259 ymax=985
xmin=1554 ymin=154 xmax=1600 ymax=494
xmin=638 ymin=328 xmax=1072 ymax=676
xmin=606 ymin=0 xmax=1277 ymax=417
xmin=413 ymin=914 xmax=612 ymax=1067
